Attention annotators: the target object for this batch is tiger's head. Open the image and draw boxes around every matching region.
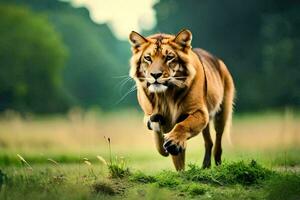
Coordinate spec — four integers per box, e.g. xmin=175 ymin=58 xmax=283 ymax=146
xmin=129 ymin=29 xmax=196 ymax=93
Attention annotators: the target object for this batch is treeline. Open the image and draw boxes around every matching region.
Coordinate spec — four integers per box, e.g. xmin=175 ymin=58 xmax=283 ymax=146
xmin=0 ymin=0 xmax=135 ymax=114
xmin=0 ymin=0 xmax=299 ymax=114
xmin=153 ymin=0 xmax=300 ymax=111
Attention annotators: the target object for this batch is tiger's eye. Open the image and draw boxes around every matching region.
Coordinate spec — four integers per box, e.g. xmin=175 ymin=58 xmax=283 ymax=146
xmin=166 ymin=55 xmax=174 ymax=61
xmin=144 ymin=56 xmax=152 ymax=62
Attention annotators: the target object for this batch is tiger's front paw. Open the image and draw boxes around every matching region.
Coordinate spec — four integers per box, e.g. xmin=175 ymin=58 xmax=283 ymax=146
xmin=163 ymin=132 xmax=187 ymax=156
xmin=147 ymin=114 xmax=165 ymax=132
xmin=150 ymin=114 xmax=165 ymax=124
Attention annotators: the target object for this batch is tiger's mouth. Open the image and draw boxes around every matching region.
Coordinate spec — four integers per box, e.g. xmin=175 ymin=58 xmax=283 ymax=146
xmin=147 ymin=81 xmax=169 ymax=93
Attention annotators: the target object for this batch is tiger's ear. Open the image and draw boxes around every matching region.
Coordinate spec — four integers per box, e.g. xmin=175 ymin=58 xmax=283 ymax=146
xmin=174 ymin=29 xmax=192 ymax=49
xmin=129 ymin=31 xmax=148 ymax=48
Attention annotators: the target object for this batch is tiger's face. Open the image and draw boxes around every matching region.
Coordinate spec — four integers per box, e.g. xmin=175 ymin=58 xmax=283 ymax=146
xmin=129 ymin=30 xmax=195 ymax=93
xmin=138 ymin=43 xmax=188 ymax=93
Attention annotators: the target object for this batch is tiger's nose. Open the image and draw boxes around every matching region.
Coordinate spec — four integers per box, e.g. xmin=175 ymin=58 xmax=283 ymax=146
xmin=150 ymin=72 xmax=163 ymax=79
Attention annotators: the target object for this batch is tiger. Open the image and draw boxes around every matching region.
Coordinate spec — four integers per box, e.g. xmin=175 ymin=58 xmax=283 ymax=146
xmin=128 ymin=29 xmax=235 ymax=171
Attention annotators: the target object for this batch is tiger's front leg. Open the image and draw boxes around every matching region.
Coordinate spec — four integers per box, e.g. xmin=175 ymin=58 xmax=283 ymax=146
xmin=163 ymin=110 xmax=209 ymax=155
xmin=163 ymin=110 xmax=209 ymax=170
xmin=144 ymin=114 xmax=169 ymax=157
xmin=146 ymin=114 xmax=165 ymax=132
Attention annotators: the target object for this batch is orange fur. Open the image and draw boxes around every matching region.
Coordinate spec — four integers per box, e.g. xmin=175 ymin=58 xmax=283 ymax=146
xmin=129 ymin=29 xmax=235 ymax=170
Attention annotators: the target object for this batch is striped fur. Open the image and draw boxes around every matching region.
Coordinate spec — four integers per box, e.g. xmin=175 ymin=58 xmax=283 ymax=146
xmin=129 ymin=29 xmax=235 ymax=171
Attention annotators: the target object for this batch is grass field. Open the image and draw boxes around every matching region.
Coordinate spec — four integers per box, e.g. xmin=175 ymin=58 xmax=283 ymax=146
xmin=0 ymin=109 xmax=299 ymax=199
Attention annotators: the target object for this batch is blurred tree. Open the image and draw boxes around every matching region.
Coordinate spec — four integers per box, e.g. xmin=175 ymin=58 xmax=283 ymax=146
xmin=2 ymin=0 xmax=298 ymax=113
xmin=261 ymin=4 xmax=300 ymax=108
xmin=0 ymin=4 xmax=70 ymax=113
xmin=0 ymin=0 xmax=137 ymax=112
xmin=48 ymin=10 xmax=134 ymax=109
xmin=153 ymin=0 xmax=300 ymax=111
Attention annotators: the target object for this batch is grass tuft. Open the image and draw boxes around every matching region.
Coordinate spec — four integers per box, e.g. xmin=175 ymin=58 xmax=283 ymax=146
xmin=153 ymin=170 xmax=182 ymax=188
xmin=129 ymin=160 xmax=274 ymax=197
xmin=182 ymin=183 xmax=208 ymax=196
xmin=184 ymin=160 xmax=274 ymax=186
xmin=107 ymin=156 xmax=131 ymax=178
xmin=102 ymin=137 xmax=131 ymax=178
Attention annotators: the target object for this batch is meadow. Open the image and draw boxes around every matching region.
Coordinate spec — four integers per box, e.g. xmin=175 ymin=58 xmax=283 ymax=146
xmin=0 ymin=109 xmax=299 ymax=199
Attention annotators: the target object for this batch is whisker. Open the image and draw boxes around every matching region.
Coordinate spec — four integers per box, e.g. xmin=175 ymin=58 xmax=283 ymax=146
xmin=172 ymin=76 xmax=187 ymax=80
xmin=112 ymin=74 xmax=130 ymax=79
xmin=160 ymin=78 xmax=171 ymax=81
xmin=138 ymin=77 xmax=152 ymax=81
xmin=114 ymin=76 xmax=133 ymax=95
xmin=115 ymin=85 xmax=137 ymax=105
xmin=170 ymin=79 xmax=186 ymax=88
xmin=119 ymin=77 xmax=132 ymax=90
xmin=116 ymin=76 xmax=130 ymax=86
xmin=173 ymin=76 xmax=187 ymax=78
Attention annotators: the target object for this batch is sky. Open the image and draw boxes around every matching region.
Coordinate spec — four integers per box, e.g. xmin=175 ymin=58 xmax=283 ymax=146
xmin=67 ymin=0 xmax=159 ymax=40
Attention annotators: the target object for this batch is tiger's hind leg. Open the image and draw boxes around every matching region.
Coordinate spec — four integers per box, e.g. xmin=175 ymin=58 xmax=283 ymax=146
xmin=213 ymin=109 xmax=226 ymax=166
xmin=202 ymin=123 xmax=213 ymax=168
xmin=213 ymin=86 xmax=234 ymax=165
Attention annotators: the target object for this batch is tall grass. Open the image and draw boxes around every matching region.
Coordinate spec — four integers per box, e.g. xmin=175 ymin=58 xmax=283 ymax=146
xmin=0 ymin=110 xmax=299 ymax=170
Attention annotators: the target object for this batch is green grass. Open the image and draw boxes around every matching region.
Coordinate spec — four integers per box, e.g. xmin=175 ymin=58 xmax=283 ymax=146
xmin=0 ymin=160 xmax=299 ymax=200
xmin=266 ymin=173 xmax=300 ymax=200
xmin=183 ymin=160 xmax=273 ymax=185
xmin=129 ymin=160 xmax=275 ymax=196
xmin=1 ymin=147 xmax=299 ymax=169
xmin=0 ymin=111 xmax=299 ymax=199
